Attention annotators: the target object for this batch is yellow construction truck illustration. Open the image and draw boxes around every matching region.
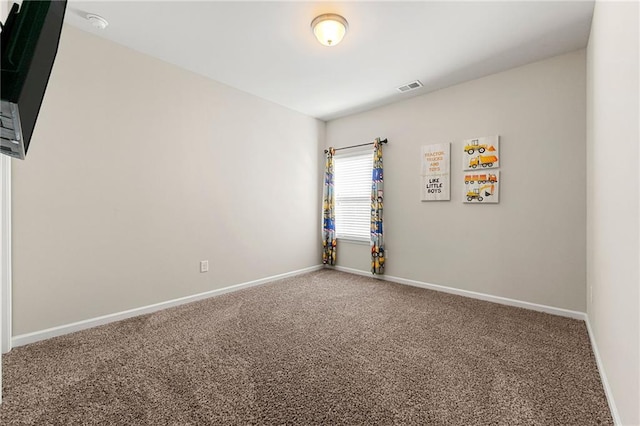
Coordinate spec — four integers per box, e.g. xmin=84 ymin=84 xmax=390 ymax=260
xmin=464 ymin=173 xmax=498 ymax=184
xmin=464 ymin=139 xmax=488 ymax=154
xmin=469 ymin=155 xmax=498 ymax=168
xmin=466 ymin=188 xmax=484 ymax=202
xmin=466 ymin=184 xmax=496 ymax=202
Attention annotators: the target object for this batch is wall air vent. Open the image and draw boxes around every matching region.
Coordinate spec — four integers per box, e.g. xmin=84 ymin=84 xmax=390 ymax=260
xmin=396 ymin=80 xmax=423 ymax=93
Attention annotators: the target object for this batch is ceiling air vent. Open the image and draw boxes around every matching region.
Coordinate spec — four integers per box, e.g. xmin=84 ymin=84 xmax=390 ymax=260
xmin=396 ymin=80 xmax=423 ymax=93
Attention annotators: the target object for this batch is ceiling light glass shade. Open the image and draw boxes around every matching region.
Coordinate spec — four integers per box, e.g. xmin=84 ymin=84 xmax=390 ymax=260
xmin=86 ymin=13 xmax=109 ymax=30
xmin=311 ymin=14 xmax=348 ymax=46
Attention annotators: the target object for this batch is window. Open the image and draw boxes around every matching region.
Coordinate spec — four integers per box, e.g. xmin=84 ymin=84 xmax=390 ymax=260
xmin=334 ymin=151 xmax=372 ymax=242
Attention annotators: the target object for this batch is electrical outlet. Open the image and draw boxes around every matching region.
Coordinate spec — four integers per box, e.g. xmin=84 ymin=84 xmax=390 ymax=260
xmin=200 ymin=260 xmax=209 ymax=273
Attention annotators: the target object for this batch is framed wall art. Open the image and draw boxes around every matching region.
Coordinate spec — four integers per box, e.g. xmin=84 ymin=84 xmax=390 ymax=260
xmin=463 ymin=170 xmax=500 ymax=203
xmin=421 ymin=143 xmax=450 ymax=201
xmin=462 ymin=135 xmax=499 ymax=171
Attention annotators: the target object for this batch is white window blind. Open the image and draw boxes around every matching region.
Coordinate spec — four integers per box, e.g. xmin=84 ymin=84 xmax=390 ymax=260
xmin=334 ymin=151 xmax=373 ymax=242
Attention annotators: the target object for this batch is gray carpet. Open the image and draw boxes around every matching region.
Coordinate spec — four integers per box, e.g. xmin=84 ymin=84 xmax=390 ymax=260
xmin=1 ymin=269 xmax=612 ymax=425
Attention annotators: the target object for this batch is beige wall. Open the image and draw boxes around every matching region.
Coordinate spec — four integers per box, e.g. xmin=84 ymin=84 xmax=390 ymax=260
xmin=12 ymin=26 xmax=324 ymax=335
xmin=326 ymin=50 xmax=587 ymax=312
xmin=586 ymin=2 xmax=639 ymax=424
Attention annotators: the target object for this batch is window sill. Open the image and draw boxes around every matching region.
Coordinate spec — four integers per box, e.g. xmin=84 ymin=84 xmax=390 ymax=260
xmin=337 ymin=237 xmax=370 ymax=245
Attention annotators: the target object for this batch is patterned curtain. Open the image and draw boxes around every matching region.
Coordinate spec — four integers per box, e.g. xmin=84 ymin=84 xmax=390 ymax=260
xmin=371 ymin=139 xmax=385 ymax=274
xmin=322 ymin=148 xmax=337 ymax=265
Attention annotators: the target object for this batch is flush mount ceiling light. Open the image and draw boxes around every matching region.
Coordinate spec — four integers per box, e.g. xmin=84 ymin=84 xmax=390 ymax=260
xmin=311 ymin=14 xmax=348 ymax=47
xmin=86 ymin=13 xmax=109 ymax=30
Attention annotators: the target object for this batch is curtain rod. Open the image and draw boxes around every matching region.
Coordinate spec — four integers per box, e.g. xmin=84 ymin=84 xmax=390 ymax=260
xmin=324 ymin=138 xmax=387 ymax=154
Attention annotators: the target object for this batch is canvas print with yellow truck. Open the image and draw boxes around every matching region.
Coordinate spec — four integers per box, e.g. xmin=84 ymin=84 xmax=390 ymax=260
xmin=463 ymin=171 xmax=500 ymax=203
xmin=462 ymin=135 xmax=499 ymax=170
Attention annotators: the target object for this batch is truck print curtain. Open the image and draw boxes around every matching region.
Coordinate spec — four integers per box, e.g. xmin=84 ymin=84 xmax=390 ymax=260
xmin=371 ymin=139 xmax=385 ymax=274
xmin=322 ymin=148 xmax=337 ymax=265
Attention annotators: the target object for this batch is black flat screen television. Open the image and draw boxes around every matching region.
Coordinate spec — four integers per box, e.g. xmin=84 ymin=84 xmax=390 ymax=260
xmin=1 ymin=0 xmax=67 ymax=159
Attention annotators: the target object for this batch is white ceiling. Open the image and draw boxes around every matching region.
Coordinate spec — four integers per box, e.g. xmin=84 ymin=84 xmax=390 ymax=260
xmin=64 ymin=1 xmax=594 ymax=121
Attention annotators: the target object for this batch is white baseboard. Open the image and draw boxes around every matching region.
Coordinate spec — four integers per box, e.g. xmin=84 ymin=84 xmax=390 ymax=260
xmin=11 ymin=263 xmax=619 ymax=422
xmin=12 ymin=265 xmax=323 ymax=348
xmin=584 ymin=316 xmax=621 ymax=425
xmin=330 ymin=265 xmax=587 ymax=320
